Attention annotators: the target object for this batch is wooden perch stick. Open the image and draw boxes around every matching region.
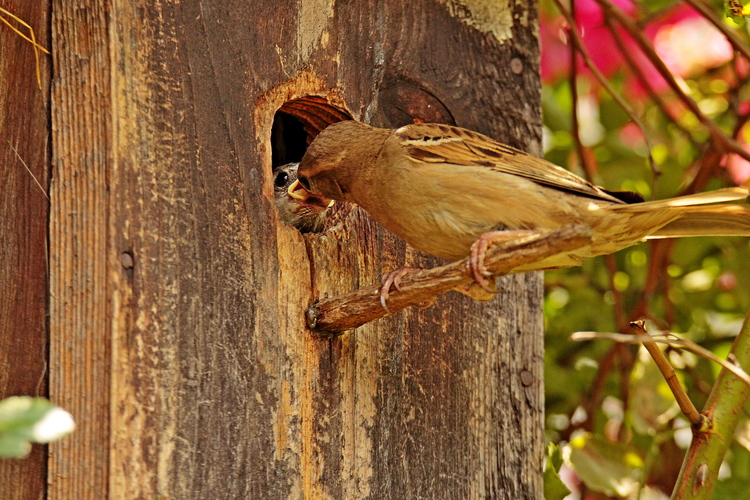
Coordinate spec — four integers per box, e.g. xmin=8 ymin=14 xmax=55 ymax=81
xmin=306 ymin=225 xmax=592 ymax=335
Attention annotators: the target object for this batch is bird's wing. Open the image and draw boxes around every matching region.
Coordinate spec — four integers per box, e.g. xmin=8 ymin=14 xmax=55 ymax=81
xmin=394 ymin=123 xmax=634 ymax=204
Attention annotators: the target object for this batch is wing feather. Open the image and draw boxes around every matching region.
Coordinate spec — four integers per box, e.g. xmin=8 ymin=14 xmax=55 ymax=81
xmin=395 ymin=123 xmax=629 ymax=204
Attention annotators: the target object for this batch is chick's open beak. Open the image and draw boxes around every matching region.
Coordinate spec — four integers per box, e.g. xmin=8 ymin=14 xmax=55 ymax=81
xmin=287 ymin=179 xmax=335 ymax=208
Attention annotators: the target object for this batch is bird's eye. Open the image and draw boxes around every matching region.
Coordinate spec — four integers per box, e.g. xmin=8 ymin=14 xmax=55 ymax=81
xmin=274 ymin=171 xmax=289 ymax=188
xmin=298 ymin=176 xmax=311 ymax=190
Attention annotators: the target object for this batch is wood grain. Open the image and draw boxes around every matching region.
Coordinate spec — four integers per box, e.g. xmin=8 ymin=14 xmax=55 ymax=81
xmin=0 ymin=1 xmax=50 ymax=499
xmin=49 ymin=0 xmax=112 ymax=498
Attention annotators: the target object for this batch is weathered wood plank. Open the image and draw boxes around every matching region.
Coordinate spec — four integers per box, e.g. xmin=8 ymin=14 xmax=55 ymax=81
xmin=0 ymin=1 xmax=50 ymax=498
xmin=49 ymin=0 xmax=112 ymax=498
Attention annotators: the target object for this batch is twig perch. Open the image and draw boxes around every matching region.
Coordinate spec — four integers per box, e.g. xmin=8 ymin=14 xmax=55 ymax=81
xmin=630 ymin=320 xmax=704 ymax=426
xmin=306 ymin=225 xmax=592 ymax=335
xmin=571 ymin=312 xmax=750 ymax=499
xmin=570 ymin=330 xmax=750 ymax=389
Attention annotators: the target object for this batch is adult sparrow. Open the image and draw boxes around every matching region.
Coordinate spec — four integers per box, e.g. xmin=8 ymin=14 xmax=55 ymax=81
xmin=288 ymin=120 xmax=750 ymax=296
xmin=274 ymin=162 xmax=331 ymax=233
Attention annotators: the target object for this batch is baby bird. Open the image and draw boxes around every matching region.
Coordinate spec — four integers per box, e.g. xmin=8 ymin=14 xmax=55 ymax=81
xmin=288 ymin=120 xmax=750 ymax=294
xmin=274 ymin=162 xmax=330 ymax=233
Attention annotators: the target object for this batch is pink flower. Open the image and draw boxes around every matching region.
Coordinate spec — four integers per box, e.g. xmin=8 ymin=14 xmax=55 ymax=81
xmin=726 ymin=147 xmax=750 ymax=185
xmin=541 ymin=0 xmax=638 ymax=83
xmin=717 ymin=271 xmax=738 ymax=291
xmin=652 ymin=8 xmax=733 ymax=78
xmin=541 ymin=2 xmax=733 ymax=96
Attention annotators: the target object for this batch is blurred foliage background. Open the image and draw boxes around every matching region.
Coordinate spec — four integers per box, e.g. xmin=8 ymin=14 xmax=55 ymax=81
xmin=539 ymin=0 xmax=750 ymax=497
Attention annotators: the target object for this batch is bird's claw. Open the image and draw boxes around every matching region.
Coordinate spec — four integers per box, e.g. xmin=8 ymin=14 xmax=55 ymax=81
xmin=379 ymin=267 xmax=422 ymax=313
xmin=469 ymin=234 xmax=501 ymax=293
xmin=468 ymin=230 xmax=534 ymax=293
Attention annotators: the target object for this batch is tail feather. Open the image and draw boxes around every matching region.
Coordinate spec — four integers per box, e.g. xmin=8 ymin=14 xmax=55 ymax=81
xmin=612 ymin=187 xmax=749 ymax=212
xmin=611 ymin=187 xmax=750 ymax=239
xmin=649 ymin=206 xmax=750 ymax=238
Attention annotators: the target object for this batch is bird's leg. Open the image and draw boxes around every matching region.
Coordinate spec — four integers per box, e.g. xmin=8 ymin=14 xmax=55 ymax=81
xmin=379 ymin=267 xmax=435 ymax=312
xmin=469 ymin=230 xmax=536 ymax=292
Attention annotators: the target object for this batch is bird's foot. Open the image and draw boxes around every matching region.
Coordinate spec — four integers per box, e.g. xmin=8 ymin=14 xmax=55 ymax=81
xmin=468 ymin=230 xmax=535 ymax=292
xmin=380 ymin=267 xmax=426 ymax=313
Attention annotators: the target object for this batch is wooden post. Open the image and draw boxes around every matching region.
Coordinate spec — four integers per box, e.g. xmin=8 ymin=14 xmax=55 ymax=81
xmin=47 ymin=0 xmax=544 ymax=498
xmin=0 ymin=2 xmax=50 ymax=499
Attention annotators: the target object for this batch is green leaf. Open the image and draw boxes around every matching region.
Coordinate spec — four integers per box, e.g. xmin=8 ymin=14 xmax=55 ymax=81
xmin=0 ymin=396 xmax=56 ymax=434
xmin=544 ymin=443 xmax=570 ymax=500
xmin=712 ymin=446 xmax=750 ymax=498
xmin=567 ymin=432 xmax=644 ymax=497
xmin=0 ymin=432 xmax=32 ymax=458
xmin=0 ymin=397 xmax=75 ymax=459
xmin=543 ymin=464 xmax=570 ymax=500
xmin=547 ymin=442 xmax=564 ymax=472
xmin=724 ymin=0 xmax=748 ymax=26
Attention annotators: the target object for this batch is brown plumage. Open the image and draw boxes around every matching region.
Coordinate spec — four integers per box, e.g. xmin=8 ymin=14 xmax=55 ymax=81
xmin=289 ymin=120 xmax=750 ymax=282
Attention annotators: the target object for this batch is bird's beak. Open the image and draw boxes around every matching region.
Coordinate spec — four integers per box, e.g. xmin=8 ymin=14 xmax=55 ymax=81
xmin=288 ymin=180 xmax=335 ymax=208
